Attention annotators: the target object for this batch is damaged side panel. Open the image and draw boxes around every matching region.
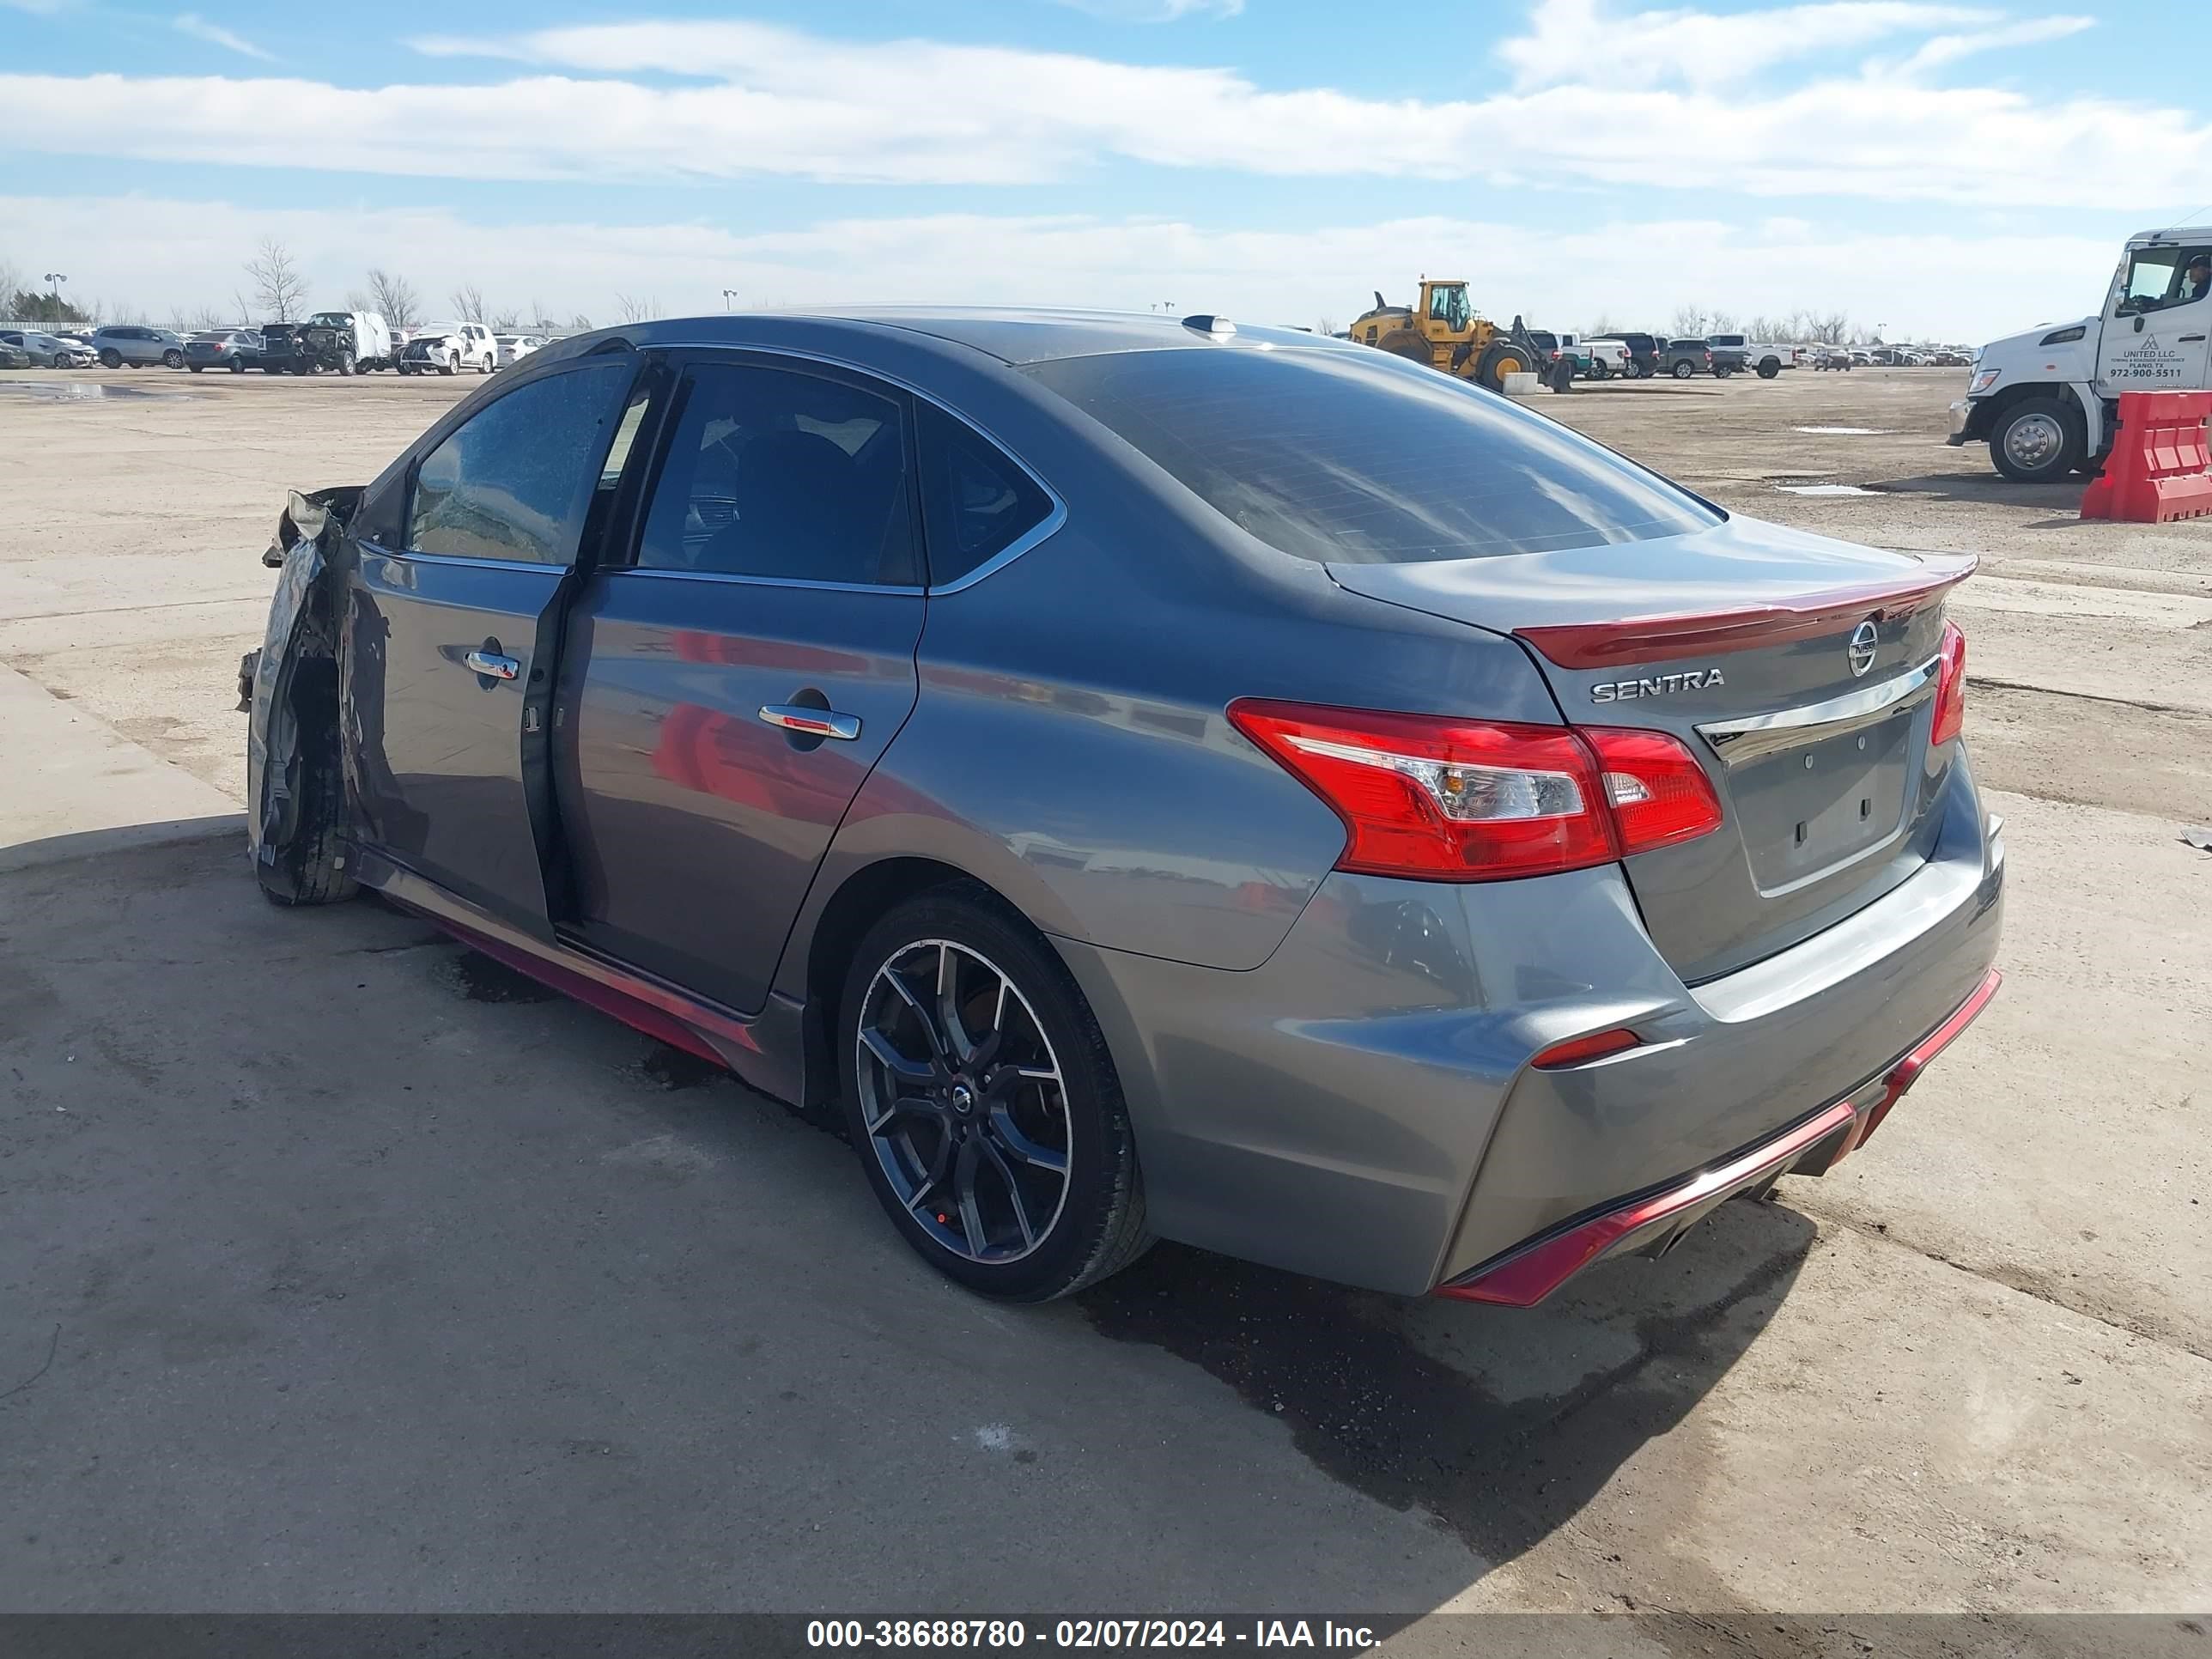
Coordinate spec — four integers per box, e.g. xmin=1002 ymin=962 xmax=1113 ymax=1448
xmin=241 ymin=486 xmax=362 ymax=885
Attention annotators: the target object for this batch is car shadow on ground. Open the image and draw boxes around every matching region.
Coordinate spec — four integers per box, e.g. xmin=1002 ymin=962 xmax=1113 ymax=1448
xmin=1081 ymin=1204 xmax=1812 ymax=1579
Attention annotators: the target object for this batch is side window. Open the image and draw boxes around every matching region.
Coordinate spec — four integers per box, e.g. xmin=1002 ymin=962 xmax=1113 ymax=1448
xmin=915 ymin=403 xmax=1056 ymax=586
xmin=2118 ymin=248 xmax=2210 ymax=313
xmin=634 ymin=361 xmax=919 ymax=586
xmin=406 ymin=358 xmax=637 ymax=564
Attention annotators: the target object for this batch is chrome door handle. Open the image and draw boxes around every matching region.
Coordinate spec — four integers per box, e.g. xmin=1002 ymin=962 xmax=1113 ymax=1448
xmin=758 ymin=703 xmax=860 ymax=741
xmin=463 ymin=648 xmax=520 ymax=680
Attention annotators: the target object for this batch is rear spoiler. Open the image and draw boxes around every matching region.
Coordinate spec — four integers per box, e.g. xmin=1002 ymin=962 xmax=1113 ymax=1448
xmin=1513 ymin=553 xmax=1978 ymax=669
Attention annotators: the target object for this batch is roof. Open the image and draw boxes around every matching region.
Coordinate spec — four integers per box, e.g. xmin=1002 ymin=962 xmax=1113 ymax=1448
xmin=623 ymin=307 xmax=1343 ymax=367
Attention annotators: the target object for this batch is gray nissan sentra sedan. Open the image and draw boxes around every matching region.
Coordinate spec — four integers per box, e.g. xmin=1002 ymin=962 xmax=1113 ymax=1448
xmin=240 ymin=308 xmax=2003 ymax=1305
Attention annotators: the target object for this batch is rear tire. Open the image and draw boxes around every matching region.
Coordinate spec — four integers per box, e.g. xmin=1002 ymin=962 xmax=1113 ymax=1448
xmin=100 ymin=349 xmax=122 ymax=368
xmin=188 ymin=364 xmax=204 ymax=373
xmin=337 ymin=352 xmax=356 ymax=377
xmin=838 ymin=884 xmax=1151 ymax=1302
xmin=1672 ymin=360 xmax=1694 ymax=380
xmin=1990 ymin=395 xmax=2084 ymax=483
xmin=161 ymin=349 xmax=183 ymax=368
xmin=1758 ymin=360 xmax=1780 ymax=380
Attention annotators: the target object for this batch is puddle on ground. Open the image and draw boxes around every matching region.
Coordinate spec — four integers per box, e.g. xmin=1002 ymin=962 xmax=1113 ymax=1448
xmin=1774 ymin=483 xmax=1876 ymax=495
xmin=1794 ymin=425 xmax=1889 ymax=435
xmin=0 ymin=378 xmax=186 ymax=401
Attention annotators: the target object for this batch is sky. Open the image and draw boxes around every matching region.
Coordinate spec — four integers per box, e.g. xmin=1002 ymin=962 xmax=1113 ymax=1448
xmin=3 ymin=0 xmax=2209 ymax=341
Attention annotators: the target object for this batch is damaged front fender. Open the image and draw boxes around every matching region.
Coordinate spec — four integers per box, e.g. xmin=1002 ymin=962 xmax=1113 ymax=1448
xmin=242 ymin=485 xmax=362 ymax=872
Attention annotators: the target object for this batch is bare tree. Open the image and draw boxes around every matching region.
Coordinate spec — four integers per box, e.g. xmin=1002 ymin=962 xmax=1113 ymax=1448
xmin=614 ymin=294 xmax=662 ymax=324
xmin=173 ymin=302 xmax=229 ymax=331
xmin=0 ymin=255 xmax=22 ymax=319
xmin=448 ymin=283 xmax=489 ymax=324
xmin=1315 ymin=314 xmax=1336 ymax=337
xmin=365 ymin=268 xmax=420 ymax=329
xmin=1668 ymin=302 xmax=1711 ymax=338
xmin=245 ymin=238 xmax=308 ymax=323
xmin=343 ymin=289 xmax=374 ymax=314
xmin=528 ymin=296 xmax=550 ymax=330
xmin=568 ymin=313 xmax=593 ymax=331
xmin=490 ymin=307 xmax=520 ymax=330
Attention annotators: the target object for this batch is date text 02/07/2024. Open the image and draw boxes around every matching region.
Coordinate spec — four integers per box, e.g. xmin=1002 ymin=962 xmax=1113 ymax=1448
xmin=804 ymin=1620 xmax=1382 ymax=1650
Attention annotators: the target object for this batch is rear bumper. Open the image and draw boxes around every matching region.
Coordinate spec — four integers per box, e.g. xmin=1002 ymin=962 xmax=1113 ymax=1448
xmin=1436 ymin=966 xmax=2000 ymax=1306
xmin=1055 ymin=758 xmax=2004 ymax=1298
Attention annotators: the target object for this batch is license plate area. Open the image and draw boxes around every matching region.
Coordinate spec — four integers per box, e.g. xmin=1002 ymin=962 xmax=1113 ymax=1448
xmin=1731 ymin=708 xmax=1914 ymax=890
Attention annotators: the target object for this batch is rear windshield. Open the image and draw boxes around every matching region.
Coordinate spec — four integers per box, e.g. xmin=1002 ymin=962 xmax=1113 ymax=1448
xmin=1024 ymin=345 xmax=1716 ymax=562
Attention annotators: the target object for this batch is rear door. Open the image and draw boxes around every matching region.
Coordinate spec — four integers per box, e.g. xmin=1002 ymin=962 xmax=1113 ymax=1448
xmin=552 ymin=350 xmax=928 ymax=1014
xmin=342 ymin=353 xmax=642 ymax=937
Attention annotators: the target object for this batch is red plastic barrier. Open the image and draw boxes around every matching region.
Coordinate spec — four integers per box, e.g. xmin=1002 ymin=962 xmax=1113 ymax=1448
xmin=2080 ymin=390 xmax=2212 ymax=521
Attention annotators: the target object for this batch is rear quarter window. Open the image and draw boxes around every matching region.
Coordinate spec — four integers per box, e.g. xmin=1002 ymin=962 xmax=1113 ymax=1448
xmin=1024 ymin=345 xmax=1715 ymax=562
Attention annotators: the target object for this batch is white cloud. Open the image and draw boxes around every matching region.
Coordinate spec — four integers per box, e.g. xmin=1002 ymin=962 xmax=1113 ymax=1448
xmin=1890 ymin=13 xmax=2093 ymax=74
xmin=0 ymin=191 xmax=2122 ymax=343
xmin=1496 ymin=0 xmax=1998 ymax=88
xmin=1 ymin=14 xmax=2195 ymax=207
xmin=173 ymin=12 xmax=275 ymax=60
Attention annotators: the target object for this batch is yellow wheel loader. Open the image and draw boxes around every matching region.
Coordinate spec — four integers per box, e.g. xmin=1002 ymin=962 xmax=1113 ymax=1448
xmin=1347 ymin=280 xmax=1559 ymax=393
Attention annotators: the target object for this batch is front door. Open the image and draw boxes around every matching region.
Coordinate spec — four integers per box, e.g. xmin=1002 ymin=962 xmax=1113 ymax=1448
xmin=2097 ymin=240 xmax=2212 ymax=393
xmin=556 ymin=352 xmax=927 ymax=1014
xmin=343 ymin=354 xmax=642 ymax=936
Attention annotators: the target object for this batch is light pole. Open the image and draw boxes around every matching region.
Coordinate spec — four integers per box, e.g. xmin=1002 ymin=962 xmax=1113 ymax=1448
xmin=722 ymin=289 xmax=738 ymax=311
xmin=43 ymin=272 xmax=68 ymax=319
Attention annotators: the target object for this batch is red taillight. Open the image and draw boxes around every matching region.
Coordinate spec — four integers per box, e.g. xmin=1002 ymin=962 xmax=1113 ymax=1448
xmin=1227 ymin=701 xmax=1722 ymax=882
xmin=1532 ymin=1027 xmax=1641 ymax=1068
xmin=1929 ymin=619 xmax=1966 ymax=746
xmin=1583 ymin=726 xmax=1725 ymax=854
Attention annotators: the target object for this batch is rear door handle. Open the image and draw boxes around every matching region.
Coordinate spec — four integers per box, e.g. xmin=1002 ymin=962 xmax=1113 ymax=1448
xmin=758 ymin=703 xmax=860 ymax=741
xmin=463 ymin=648 xmax=520 ymax=680
xmin=2182 ymin=334 xmax=2208 ymax=343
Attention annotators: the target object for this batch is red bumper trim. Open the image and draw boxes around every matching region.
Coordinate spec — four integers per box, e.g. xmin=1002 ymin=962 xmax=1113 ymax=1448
xmin=1436 ymin=966 xmax=2002 ymax=1308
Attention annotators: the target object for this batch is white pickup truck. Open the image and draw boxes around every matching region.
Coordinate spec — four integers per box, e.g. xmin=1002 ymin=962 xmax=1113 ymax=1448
xmin=1706 ymin=334 xmax=1792 ymax=379
xmin=1950 ymin=224 xmax=2212 ymax=481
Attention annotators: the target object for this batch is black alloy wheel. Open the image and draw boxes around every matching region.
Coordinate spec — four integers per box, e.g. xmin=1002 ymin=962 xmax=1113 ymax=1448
xmin=840 ymin=889 xmax=1150 ymax=1301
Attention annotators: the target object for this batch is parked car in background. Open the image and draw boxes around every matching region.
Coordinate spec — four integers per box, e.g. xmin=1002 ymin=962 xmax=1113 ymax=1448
xmin=0 ymin=340 xmax=30 ymax=370
xmin=1708 ymin=334 xmax=1790 ymax=379
xmin=185 ymin=330 xmax=264 ymax=373
xmin=91 ymin=325 xmax=186 ymax=368
xmin=400 ymin=321 xmax=497 ymax=375
xmin=0 ymin=329 xmax=95 ymax=367
xmin=1592 ymin=331 xmax=1662 ymax=379
xmin=494 ymin=333 xmax=550 ymax=369
xmin=257 ymin=313 xmax=393 ymax=375
xmin=1570 ymin=335 xmax=1632 ymax=380
xmin=1850 ymin=349 xmax=1875 ymax=367
xmin=1813 ymin=346 xmax=1855 ymax=370
xmin=1660 ymin=339 xmax=1714 ymax=379
xmin=240 ymin=308 xmax=2001 ymax=1307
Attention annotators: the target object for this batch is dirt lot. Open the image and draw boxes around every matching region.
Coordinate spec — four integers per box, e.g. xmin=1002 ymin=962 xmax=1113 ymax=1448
xmin=1 ymin=363 xmax=2207 ymax=1638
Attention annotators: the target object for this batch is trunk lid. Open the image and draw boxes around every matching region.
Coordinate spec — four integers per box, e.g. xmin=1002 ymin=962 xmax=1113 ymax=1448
xmin=1328 ymin=517 xmax=1975 ymax=982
